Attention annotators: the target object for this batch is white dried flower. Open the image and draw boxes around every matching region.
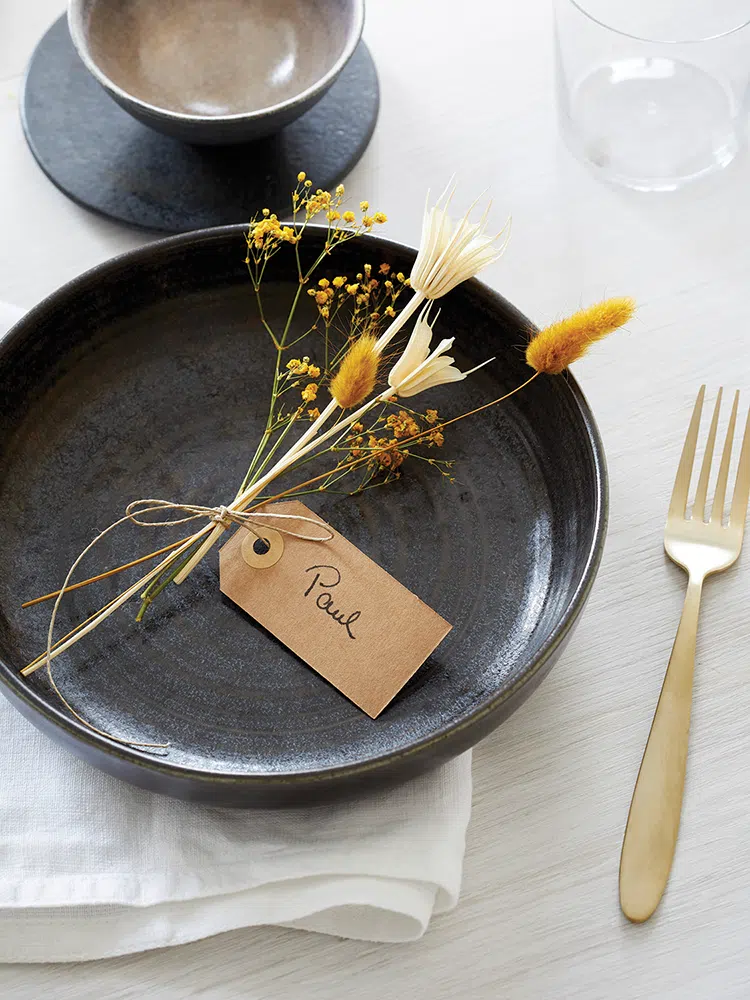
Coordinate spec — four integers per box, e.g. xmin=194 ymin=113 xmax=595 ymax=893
xmin=388 ymin=304 xmax=492 ymax=398
xmin=409 ymin=184 xmax=508 ymax=300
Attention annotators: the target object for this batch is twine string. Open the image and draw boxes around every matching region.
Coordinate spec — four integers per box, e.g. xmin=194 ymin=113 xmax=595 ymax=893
xmin=42 ymin=499 xmax=332 ymax=751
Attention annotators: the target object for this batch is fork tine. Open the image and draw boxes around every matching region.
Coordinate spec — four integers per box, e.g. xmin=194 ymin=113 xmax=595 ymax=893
xmin=730 ymin=402 xmax=750 ymax=531
xmin=693 ymin=388 xmax=722 ymax=521
xmin=711 ymin=390 xmax=739 ymax=523
xmin=669 ymin=386 xmax=705 ymax=520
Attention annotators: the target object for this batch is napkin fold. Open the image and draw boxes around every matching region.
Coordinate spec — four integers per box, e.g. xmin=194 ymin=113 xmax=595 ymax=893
xmin=0 ymin=302 xmax=472 ymax=963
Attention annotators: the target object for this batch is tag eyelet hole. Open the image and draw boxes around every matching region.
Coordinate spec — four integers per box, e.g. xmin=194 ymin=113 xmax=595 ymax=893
xmin=240 ymin=526 xmax=284 ymax=568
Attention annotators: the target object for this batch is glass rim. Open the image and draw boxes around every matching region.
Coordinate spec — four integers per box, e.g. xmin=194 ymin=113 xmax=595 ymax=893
xmin=564 ymin=0 xmax=750 ymax=44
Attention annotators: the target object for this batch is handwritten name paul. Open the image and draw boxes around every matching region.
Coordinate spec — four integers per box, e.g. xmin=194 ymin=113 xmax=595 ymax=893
xmin=303 ymin=564 xmax=360 ymax=639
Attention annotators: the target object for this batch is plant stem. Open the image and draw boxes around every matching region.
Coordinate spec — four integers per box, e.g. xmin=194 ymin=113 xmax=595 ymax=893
xmin=246 ymin=410 xmax=300 ymax=483
xmin=238 ymin=238 xmax=335 ymax=496
xmin=22 ymin=594 xmax=124 ymax=673
xmin=21 ymin=535 xmax=195 ymax=608
xmin=23 ymin=526 xmax=212 ymax=677
xmin=135 ymin=536 xmax=206 ymax=621
xmin=238 ymin=361 xmax=281 ymax=495
xmin=374 ymin=291 xmax=425 ymax=352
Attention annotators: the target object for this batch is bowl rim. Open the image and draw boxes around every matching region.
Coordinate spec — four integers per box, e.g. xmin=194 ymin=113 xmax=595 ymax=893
xmin=66 ymin=0 xmax=365 ymax=125
xmin=0 ymin=224 xmax=608 ymax=789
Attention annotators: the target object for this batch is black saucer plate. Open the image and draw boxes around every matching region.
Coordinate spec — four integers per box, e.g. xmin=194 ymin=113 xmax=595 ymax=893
xmin=0 ymin=228 xmax=607 ymax=806
xmin=21 ymin=16 xmax=379 ymax=233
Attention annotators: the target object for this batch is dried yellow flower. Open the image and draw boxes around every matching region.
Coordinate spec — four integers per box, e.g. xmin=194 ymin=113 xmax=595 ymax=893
xmin=301 ymin=383 xmax=318 ymax=403
xmin=332 ymin=276 xmax=346 ymax=288
xmin=386 ymin=410 xmax=420 ymax=439
xmin=247 ymin=213 xmax=298 ymax=251
xmin=525 ymin=297 xmax=635 ymax=374
xmin=425 ymin=409 xmax=439 ymax=424
xmin=307 ymin=364 xmax=321 ymax=379
xmin=297 ymin=171 xmax=306 ymax=182
xmin=307 ymin=407 xmax=321 ymax=420
xmin=342 ymin=211 xmax=356 ymax=224
xmin=305 ymin=189 xmax=333 ymax=217
xmin=330 ymin=335 xmax=379 ymax=409
xmin=374 ymin=212 xmax=387 ymax=224
xmin=360 ymin=201 xmax=369 ymax=212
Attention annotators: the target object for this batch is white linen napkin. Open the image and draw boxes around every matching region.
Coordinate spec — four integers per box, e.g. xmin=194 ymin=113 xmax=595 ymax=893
xmin=0 ymin=302 xmax=472 ymax=963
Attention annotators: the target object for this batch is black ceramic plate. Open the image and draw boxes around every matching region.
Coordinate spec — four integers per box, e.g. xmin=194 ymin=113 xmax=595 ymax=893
xmin=0 ymin=228 xmax=606 ymax=807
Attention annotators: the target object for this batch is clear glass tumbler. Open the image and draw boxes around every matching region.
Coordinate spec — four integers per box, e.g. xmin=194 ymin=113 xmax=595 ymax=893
xmin=555 ymin=0 xmax=750 ymax=191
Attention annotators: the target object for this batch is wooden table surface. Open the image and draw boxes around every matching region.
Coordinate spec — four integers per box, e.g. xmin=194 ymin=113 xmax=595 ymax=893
xmin=2 ymin=0 xmax=750 ymax=996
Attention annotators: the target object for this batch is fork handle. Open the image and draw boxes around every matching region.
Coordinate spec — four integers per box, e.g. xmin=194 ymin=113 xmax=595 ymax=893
xmin=619 ymin=575 xmax=704 ymax=923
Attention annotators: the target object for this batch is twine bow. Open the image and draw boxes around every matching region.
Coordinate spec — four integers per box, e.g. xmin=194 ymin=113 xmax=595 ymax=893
xmin=124 ymin=499 xmax=333 ymax=542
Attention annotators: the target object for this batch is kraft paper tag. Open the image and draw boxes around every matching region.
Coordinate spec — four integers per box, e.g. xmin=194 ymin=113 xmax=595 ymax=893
xmin=219 ymin=500 xmax=452 ymax=718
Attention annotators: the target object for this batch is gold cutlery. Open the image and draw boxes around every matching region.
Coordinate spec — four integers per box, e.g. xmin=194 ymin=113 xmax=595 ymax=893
xmin=620 ymin=386 xmax=750 ymax=922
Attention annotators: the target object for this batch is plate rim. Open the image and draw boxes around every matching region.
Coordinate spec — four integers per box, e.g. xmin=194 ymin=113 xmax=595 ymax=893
xmin=0 ymin=224 xmax=608 ymax=788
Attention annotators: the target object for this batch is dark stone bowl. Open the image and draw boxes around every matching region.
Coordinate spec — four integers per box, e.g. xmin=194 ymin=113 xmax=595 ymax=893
xmin=0 ymin=226 xmax=607 ymax=806
xmin=67 ymin=0 xmax=365 ymax=145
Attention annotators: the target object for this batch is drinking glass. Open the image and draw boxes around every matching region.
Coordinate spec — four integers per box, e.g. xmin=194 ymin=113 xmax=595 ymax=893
xmin=555 ymin=0 xmax=750 ymax=191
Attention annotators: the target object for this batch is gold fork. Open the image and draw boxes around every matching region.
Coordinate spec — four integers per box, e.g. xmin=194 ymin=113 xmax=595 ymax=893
xmin=619 ymin=386 xmax=750 ymax=923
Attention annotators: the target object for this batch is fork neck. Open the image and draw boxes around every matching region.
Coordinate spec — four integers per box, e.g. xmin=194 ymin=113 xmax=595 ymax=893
xmin=685 ymin=573 xmax=705 ymax=605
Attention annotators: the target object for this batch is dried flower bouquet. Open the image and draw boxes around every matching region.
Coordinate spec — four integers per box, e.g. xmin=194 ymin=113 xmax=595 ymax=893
xmin=22 ymin=175 xmax=634 ymax=744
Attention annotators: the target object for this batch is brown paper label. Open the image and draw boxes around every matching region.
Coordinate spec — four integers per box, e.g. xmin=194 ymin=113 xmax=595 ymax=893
xmin=219 ymin=500 xmax=452 ymax=717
